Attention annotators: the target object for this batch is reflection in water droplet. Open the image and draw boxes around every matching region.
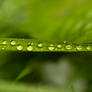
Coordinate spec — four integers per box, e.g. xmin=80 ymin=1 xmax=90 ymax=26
xmin=66 ymin=45 xmax=72 ymax=50
xmin=27 ymin=46 xmax=33 ymax=51
xmin=11 ymin=41 xmax=16 ymax=46
xmin=17 ymin=45 xmax=23 ymax=51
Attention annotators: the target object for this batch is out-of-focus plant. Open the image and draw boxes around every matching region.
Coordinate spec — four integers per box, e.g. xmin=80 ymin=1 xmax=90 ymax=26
xmin=0 ymin=0 xmax=92 ymax=92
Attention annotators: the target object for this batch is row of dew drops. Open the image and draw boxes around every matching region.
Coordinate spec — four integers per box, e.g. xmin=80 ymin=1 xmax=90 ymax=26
xmin=0 ymin=40 xmax=92 ymax=51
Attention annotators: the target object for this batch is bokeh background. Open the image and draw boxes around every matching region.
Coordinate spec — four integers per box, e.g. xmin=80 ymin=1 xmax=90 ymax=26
xmin=0 ymin=0 xmax=92 ymax=92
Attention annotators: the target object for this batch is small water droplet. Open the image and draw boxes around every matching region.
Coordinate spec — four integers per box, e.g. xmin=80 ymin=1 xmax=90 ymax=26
xmin=38 ymin=43 xmax=43 ymax=48
xmin=57 ymin=44 xmax=62 ymax=48
xmin=76 ymin=46 xmax=82 ymax=51
xmin=27 ymin=46 xmax=33 ymax=51
xmin=66 ymin=45 xmax=72 ymax=50
xmin=48 ymin=47 xmax=55 ymax=51
xmin=11 ymin=41 xmax=16 ymax=46
xmin=48 ymin=44 xmax=55 ymax=51
xmin=86 ymin=46 xmax=91 ymax=50
xmin=17 ymin=45 xmax=23 ymax=51
xmin=2 ymin=41 xmax=7 ymax=45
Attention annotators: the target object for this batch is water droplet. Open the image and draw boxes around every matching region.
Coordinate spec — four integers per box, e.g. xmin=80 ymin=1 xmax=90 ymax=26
xmin=76 ymin=46 xmax=82 ymax=51
xmin=2 ymin=41 xmax=7 ymax=45
xmin=48 ymin=47 xmax=55 ymax=51
xmin=86 ymin=46 xmax=91 ymax=50
xmin=48 ymin=44 xmax=55 ymax=51
xmin=17 ymin=45 xmax=23 ymax=51
xmin=27 ymin=46 xmax=33 ymax=51
xmin=38 ymin=43 xmax=43 ymax=48
xmin=66 ymin=45 xmax=72 ymax=50
xmin=57 ymin=44 xmax=62 ymax=48
xmin=11 ymin=41 xmax=16 ymax=46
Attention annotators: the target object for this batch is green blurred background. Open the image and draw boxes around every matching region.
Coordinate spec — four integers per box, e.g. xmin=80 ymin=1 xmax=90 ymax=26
xmin=0 ymin=0 xmax=92 ymax=92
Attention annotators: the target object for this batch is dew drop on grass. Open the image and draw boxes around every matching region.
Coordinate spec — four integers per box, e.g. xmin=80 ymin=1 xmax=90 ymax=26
xmin=27 ymin=46 xmax=33 ymax=51
xmin=48 ymin=44 xmax=55 ymax=51
xmin=2 ymin=41 xmax=7 ymax=45
xmin=17 ymin=45 xmax=23 ymax=51
xmin=76 ymin=46 xmax=83 ymax=51
xmin=66 ymin=45 xmax=72 ymax=50
xmin=48 ymin=47 xmax=55 ymax=51
xmin=86 ymin=46 xmax=91 ymax=50
xmin=11 ymin=41 xmax=16 ymax=46
xmin=38 ymin=43 xmax=43 ymax=48
xmin=57 ymin=44 xmax=62 ymax=49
